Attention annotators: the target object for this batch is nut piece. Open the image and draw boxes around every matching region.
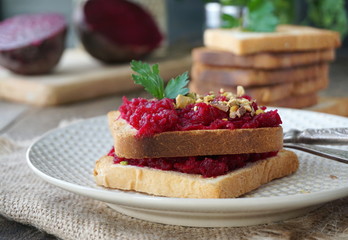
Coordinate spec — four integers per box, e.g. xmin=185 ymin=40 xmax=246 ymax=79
xmin=211 ymin=102 xmax=229 ymax=112
xmin=189 ymin=86 xmax=257 ymax=119
xmin=236 ymin=106 xmax=246 ymax=118
xmin=236 ymin=86 xmax=245 ymax=97
xmin=255 ymin=109 xmax=264 ymax=115
xmin=203 ymin=94 xmax=215 ymax=103
xmin=242 ymin=104 xmax=252 ymax=112
xmin=175 ymin=94 xmax=195 ymax=109
xmin=229 ymin=105 xmax=239 ymax=118
xmin=230 ymin=105 xmax=239 ymax=112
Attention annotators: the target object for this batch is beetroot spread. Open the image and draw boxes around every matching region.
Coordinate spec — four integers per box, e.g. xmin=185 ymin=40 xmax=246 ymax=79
xmin=108 ymin=147 xmax=278 ymax=178
xmin=119 ymin=96 xmax=281 ymax=137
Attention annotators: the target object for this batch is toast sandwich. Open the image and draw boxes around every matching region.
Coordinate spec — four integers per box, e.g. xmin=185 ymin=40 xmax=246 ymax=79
xmin=94 ymin=64 xmax=299 ymax=198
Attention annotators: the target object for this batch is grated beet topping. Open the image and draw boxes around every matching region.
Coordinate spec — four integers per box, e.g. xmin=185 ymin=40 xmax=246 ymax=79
xmin=119 ymin=96 xmax=282 ymax=137
xmin=108 ymin=147 xmax=278 ymax=178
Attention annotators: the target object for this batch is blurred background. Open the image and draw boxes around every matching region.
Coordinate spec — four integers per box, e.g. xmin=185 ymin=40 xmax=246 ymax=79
xmin=0 ymin=0 xmax=347 ymax=109
xmin=0 ymin=0 xmax=347 ymax=51
xmin=0 ymin=2 xmax=347 ymax=238
xmin=0 ymin=0 xmax=205 ymax=50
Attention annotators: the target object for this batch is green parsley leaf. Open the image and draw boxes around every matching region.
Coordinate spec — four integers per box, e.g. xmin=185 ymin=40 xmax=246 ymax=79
xmin=164 ymin=72 xmax=189 ymax=99
xmin=131 ymin=60 xmax=165 ymax=99
xmin=221 ymin=13 xmax=241 ymax=28
xmin=130 ymin=60 xmax=190 ymax=99
xmin=244 ymin=0 xmax=278 ymax=32
xmin=220 ymin=0 xmax=247 ymax=6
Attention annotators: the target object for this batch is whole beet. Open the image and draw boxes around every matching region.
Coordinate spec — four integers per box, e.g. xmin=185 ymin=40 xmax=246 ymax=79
xmin=75 ymin=0 xmax=163 ymax=63
xmin=0 ymin=13 xmax=67 ymax=75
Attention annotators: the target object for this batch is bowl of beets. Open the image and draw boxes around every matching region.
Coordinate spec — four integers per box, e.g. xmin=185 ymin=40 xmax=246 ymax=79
xmin=0 ymin=13 xmax=67 ymax=75
xmin=74 ymin=0 xmax=163 ymax=63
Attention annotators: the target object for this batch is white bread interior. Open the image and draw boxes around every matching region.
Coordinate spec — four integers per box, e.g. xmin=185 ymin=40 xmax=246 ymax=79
xmin=94 ymin=149 xmax=299 ymax=198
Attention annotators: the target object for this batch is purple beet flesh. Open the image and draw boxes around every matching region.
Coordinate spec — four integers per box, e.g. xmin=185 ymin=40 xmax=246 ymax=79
xmin=75 ymin=0 xmax=163 ymax=63
xmin=0 ymin=13 xmax=67 ymax=75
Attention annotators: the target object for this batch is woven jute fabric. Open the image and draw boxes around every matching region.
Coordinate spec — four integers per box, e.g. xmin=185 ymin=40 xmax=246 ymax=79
xmin=0 ymin=136 xmax=347 ymax=240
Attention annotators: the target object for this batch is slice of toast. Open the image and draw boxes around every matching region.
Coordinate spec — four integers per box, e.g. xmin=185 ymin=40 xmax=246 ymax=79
xmin=189 ymin=76 xmax=328 ymax=103
xmin=191 ymin=62 xmax=328 ymax=87
xmin=264 ymin=93 xmax=318 ymax=108
xmin=94 ymin=149 xmax=299 ymax=198
xmin=204 ymin=25 xmax=341 ymax=55
xmin=192 ymin=47 xmax=335 ymax=69
xmin=108 ymin=111 xmax=283 ymax=159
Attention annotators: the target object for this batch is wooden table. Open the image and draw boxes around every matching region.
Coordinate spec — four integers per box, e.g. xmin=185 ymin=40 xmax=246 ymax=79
xmin=1 ymin=53 xmax=347 ymax=239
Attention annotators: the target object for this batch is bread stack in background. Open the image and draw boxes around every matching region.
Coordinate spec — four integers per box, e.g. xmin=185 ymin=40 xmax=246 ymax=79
xmin=190 ymin=25 xmax=341 ymax=108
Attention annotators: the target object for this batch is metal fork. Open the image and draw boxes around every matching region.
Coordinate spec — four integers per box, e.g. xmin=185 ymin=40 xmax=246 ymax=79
xmin=283 ymin=128 xmax=348 ymax=164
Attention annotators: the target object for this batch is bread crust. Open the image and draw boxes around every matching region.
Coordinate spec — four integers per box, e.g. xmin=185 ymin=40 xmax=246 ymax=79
xmin=191 ymin=62 xmax=328 ymax=87
xmin=265 ymin=93 xmax=318 ymax=108
xmin=94 ymin=149 xmax=299 ymax=198
xmin=204 ymin=25 xmax=341 ymax=55
xmin=108 ymin=111 xmax=283 ymax=158
xmin=192 ymin=47 xmax=335 ymax=69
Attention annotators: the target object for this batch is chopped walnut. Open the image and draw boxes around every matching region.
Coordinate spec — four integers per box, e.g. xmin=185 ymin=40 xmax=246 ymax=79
xmin=211 ymin=103 xmax=229 ymax=112
xmin=203 ymin=94 xmax=215 ymax=103
xmin=174 ymin=86 xmax=258 ymax=119
xmin=255 ymin=109 xmax=264 ymax=115
xmin=175 ymin=94 xmax=195 ymax=109
xmin=242 ymin=103 xmax=252 ymax=112
xmin=227 ymin=98 xmax=239 ymax=107
xmin=236 ymin=106 xmax=246 ymax=118
xmin=236 ymin=86 xmax=245 ymax=97
xmin=230 ymin=105 xmax=239 ymax=112
xmin=229 ymin=111 xmax=237 ymax=119
xmin=229 ymin=105 xmax=238 ymax=118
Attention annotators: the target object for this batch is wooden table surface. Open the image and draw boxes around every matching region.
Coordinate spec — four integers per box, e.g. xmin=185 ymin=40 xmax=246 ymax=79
xmin=1 ymin=52 xmax=347 ymax=240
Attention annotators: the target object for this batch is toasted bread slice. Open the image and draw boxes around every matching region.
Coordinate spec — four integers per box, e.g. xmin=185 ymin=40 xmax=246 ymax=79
xmin=189 ymin=76 xmax=328 ymax=103
xmin=108 ymin=111 xmax=283 ymax=159
xmin=204 ymin=25 xmax=341 ymax=55
xmin=265 ymin=93 xmax=319 ymax=108
xmin=94 ymin=149 xmax=299 ymax=198
xmin=192 ymin=47 xmax=335 ymax=69
xmin=191 ymin=62 xmax=328 ymax=87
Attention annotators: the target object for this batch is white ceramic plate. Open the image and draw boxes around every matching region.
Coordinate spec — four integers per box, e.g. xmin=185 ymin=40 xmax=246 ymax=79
xmin=27 ymin=108 xmax=348 ymax=227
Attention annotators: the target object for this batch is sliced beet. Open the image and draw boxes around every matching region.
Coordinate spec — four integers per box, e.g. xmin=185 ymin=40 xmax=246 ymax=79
xmin=75 ymin=0 xmax=163 ymax=63
xmin=0 ymin=13 xmax=66 ymax=75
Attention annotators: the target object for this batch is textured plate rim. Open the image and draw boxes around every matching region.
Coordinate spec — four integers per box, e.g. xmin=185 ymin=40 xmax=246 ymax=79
xmin=26 ymin=108 xmax=348 ymax=213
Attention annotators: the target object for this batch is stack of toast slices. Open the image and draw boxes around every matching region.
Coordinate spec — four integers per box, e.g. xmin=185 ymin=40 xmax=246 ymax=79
xmin=94 ymin=109 xmax=299 ymax=199
xmin=190 ymin=25 xmax=341 ymax=108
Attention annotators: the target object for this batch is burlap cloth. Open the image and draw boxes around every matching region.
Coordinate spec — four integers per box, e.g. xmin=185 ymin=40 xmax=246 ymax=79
xmin=1 ymin=135 xmax=348 ymax=240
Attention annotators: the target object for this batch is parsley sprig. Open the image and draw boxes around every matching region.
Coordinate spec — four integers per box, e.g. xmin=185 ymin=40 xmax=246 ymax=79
xmin=220 ymin=0 xmax=279 ymax=32
xmin=244 ymin=0 xmax=278 ymax=32
xmin=130 ymin=60 xmax=189 ymax=99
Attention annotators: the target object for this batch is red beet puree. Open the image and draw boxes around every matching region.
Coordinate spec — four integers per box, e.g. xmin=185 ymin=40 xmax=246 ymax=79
xmin=108 ymin=148 xmax=278 ymax=178
xmin=119 ymin=96 xmax=282 ymax=137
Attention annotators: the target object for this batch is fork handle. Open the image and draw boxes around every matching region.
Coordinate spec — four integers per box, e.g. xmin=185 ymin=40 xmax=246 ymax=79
xmin=284 ymin=143 xmax=348 ymax=164
xmin=284 ymin=128 xmax=348 ymax=145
